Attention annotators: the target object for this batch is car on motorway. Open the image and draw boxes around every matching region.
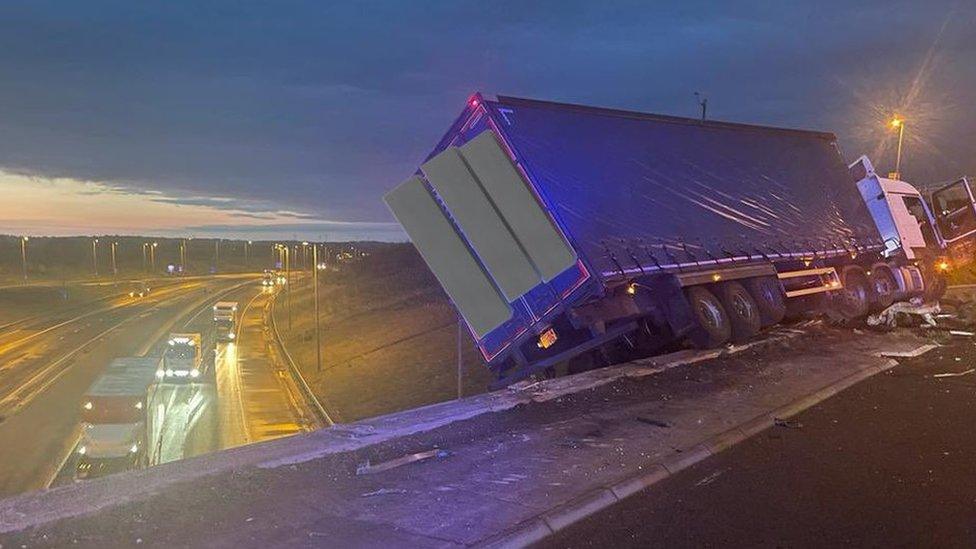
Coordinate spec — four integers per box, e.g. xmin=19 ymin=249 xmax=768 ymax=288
xmin=76 ymin=423 xmax=145 ymax=480
xmin=128 ymin=282 xmax=152 ymax=298
xmin=262 ymin=270 xmax=275 ymax=287
xmin=160 ymin=333 xmax=203 ymax=382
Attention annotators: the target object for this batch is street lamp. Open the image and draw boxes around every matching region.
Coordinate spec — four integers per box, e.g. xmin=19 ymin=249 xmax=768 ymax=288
xmin=312 ymin=243 xmax=321 ymax=372
xmin=111 ymin=241 xmax=118 ymax=278
xmin=150 ymin=241 xmax=158 ymax=272
xmin=889 ymin=116 xmax=905 ymax=180
xmin=245 ymin=240 xmax=252 ymax=267
xmin=20 ymin=236 xmax=28 ymax=284
xmin=92 ymin=238 xmax=99 ymax=278
xmin=180 ymin=239 xmax=186 ymax=271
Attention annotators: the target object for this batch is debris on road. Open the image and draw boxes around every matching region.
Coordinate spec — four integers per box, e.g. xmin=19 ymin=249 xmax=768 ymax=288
xmin=774 ymin=417 xmax=802 ymax=429
xmin=867 ymin=301 xmax=939 ymax=330
xmin=361 ymin=488 xmax=407 ymax=497
xmin=636 ymin=416 xmax=671 ymax=428
xmin=932 ymin=368 xmax=975 ymax=379
xmin=356 ymin=448 xmax=451 ymax=475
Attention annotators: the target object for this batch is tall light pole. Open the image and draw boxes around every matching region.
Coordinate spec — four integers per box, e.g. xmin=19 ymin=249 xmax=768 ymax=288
xmin=92 ymin=238 xmax=99 ymax=278
xmin=20 ymin=236 xmax=28 ymax=284
xmin=245 ymin=240 xmax=252 ymax=267
xmin=214 ymin=239 xmax=220 ymax=272
xmin=301 ymin=241 xmax=310 ymax=287
xmin=150 ymin=242 xmax=158 ymax=272
xmin=111 ymin=241 xmax=118 ymax=278
xmin=180 ymin=239 xmax=186 ymax=272
xmin=142 ymin=243 xmax=148 ymax=273
xmin=890 ymin=116 xmax=906 ymax=179
xmin=284 ymin=244 xmax=291 ymax=330
xmin=313 ymin=243 xmax=321 ymax=372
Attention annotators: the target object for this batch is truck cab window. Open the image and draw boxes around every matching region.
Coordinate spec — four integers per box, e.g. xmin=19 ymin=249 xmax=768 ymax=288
xmin=901 ymin=196 xmax=937 ymax=247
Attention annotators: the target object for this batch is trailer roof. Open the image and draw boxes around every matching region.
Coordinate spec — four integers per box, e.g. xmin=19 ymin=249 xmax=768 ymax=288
xmin=85 ymin=357 xmax=159 ymax=397
xmin=481 ymin=94 xmax=881 ymax=279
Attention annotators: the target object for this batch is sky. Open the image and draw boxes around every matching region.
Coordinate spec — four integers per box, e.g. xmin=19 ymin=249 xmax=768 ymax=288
xmin=0 ymin=1 xmax=973 ymax=240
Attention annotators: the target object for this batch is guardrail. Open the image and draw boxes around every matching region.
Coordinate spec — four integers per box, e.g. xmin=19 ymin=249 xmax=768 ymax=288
xmin=267 ymin=291 xmax=335 ymax=427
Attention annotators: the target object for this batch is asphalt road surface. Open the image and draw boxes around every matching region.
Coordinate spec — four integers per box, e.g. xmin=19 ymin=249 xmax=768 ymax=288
xmin=541 ymin=336 xmax=976 ymax=548
xmin=215 ymin=285 xmax=315 ymax=449
xmin=0 ymin=276 xmax=255 ymax=496
xmin=44 ymin=280 xmax=319 ymax=491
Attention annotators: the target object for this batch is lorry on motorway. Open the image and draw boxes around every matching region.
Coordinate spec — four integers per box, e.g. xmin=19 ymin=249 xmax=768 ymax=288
xmin=161 ymin=333 xmax=203 ymax=381
xmin=213 ymin=301 xmax=238 ymax=342
xmin=76 ymin=356 xmax=161 ymax=480
xmin=385 ymin=94 xmax=974 ymax=387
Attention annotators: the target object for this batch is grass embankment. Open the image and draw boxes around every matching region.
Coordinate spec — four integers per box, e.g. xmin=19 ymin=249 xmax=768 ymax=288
xmin=272 ymin=243 xmax=493 ymax=422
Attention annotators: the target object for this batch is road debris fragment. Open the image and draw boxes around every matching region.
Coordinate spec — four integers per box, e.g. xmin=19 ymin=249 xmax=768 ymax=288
xmin=867 ymin=301 xmax=939 ymax=329
xmin=932 ymin=368 xmax=975 ymax=379
xmin=361 ymin=488 xmax=407 ymax=497
xmin=636 ymin=416 xmax=671 ymax=428
xmin=774 ymin=417 xmax=802 ymax=429
xmin=356 ymin=448 xmax=451 ymax=475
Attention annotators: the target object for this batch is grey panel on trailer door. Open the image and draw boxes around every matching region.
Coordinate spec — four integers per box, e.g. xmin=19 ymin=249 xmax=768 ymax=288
xmin=384 ymin=176 xmax=512 ymax=338
xmin=422 ymin=147 xmax=541 ymax=300
xmin=460 ymin=131 xmax=577 ymax=281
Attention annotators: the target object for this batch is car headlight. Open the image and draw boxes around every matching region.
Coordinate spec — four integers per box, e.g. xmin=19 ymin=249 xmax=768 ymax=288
xmin=166 ymin=369 xmax=174 ymax=376
xmin=228 ymin=333 xmax=235 ymax=339
xmin=83 ymin=401 xmax=93 ymax=410
xmin=156 ymin=369 xmax=165 ymax=379
xmin=78 ymin=446 xmax=87 ymax=455
xmin=130 ymin=444 xmax=139 ymax=453
xmin=190 ymin=369 xmax=200 ymax=378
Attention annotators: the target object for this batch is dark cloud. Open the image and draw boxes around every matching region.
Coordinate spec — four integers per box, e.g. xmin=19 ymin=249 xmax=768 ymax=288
xmin=0 ymin=1 xmax=973 ymax=224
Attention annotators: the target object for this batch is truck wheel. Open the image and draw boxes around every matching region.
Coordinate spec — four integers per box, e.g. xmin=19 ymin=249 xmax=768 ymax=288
xmin=868 ymin=267 xmax=897 ymax=311
xmin=716 ymin=282 xmax=762 ymax=342
xmin=744 ymin=276 xmax=786 ymax=326
xmin=832 ymin=267 xmax=870 ymax=320
xmin=684 ymin=286 xmax=732 ymax=348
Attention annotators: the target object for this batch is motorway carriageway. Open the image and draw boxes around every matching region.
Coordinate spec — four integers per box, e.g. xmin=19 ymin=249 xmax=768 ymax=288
xmin=46 ymin=282 xmax=321 ymax=490
xmin=0 ymin=275 xmax=259 ymax=496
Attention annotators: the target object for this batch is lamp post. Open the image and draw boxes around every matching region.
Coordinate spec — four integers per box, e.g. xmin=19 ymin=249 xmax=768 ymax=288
xmin=111 ymin=241 xmax=118 ymax=278
xmin=141 ymin=243 xmax=148 ymax=273
xmin=180 ymin=239 xmax=186 ymax=272
xmin=890 ymin=116 xmax=906 ymax=180
xmin=214 ymin=239 xmax=220 ymax=272
xmin=284 ymin=244 xmax=291 ymax=330
xmin=313 ymin=243 xmax=321 ymax=372
xmin=150 ymin=242 xmax=158 ymax=272
xmin=20 ymin=236 xmax=28 ymax=284
xmin=92 ymin=238 xmax=99 ymax=278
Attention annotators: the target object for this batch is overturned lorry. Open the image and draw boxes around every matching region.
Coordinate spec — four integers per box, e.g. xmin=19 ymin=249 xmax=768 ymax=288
xmin=386 ymin=94 xmax=969 ymax=386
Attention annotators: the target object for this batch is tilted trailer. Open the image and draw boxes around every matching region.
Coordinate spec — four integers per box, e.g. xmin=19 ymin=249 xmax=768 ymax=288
xmin=386 ymin=94 xmax=969 ymax=386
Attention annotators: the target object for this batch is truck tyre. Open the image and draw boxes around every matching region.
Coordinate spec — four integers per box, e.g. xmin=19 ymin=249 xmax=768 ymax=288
xmin=831 ymin=267 xmax=870 ymax=320
xmin=716 ymin=281 xmax=762 ymax=342
xmin=684 ymin=286 xmax=732 ymax=348
xmin=744 ymin=276 xmax=786 ymax=326
xmin=868 ymin=267 xmax=897 ymax=311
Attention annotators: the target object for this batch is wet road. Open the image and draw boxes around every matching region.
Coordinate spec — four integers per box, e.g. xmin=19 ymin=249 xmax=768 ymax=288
xmin=215 ymin=285 xmax=314 ymax=449
xmin=541 ymin=336 xmax=976 ymax=548
xmin=0 ymin=276 xmax=254 ymax=496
